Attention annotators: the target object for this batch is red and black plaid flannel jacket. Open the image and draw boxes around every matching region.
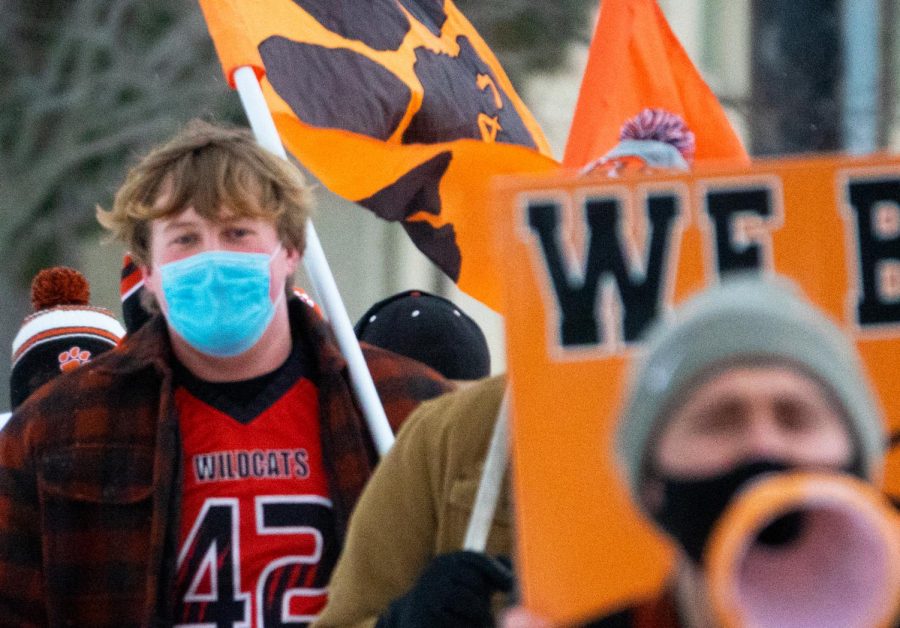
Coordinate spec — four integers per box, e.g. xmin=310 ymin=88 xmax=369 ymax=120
xmin=0 ymin=299 xmax=451 ymax=626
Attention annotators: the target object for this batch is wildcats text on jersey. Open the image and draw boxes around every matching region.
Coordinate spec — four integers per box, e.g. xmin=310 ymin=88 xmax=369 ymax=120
xmin=193 ymin=448 xmax=311 ymax=482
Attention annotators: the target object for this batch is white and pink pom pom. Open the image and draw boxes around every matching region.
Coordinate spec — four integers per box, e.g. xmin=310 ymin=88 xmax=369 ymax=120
xmin=619 ymin=108 xmax=696 ymax=163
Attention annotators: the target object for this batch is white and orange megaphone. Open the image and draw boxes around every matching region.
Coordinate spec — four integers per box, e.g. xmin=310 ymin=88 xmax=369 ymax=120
xmin=705 ymin=472 xmax=900 ymax=628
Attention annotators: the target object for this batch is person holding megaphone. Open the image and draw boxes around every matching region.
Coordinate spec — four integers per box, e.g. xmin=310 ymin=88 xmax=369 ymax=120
xmin=506 ymin=276 xmax=899 ymax=628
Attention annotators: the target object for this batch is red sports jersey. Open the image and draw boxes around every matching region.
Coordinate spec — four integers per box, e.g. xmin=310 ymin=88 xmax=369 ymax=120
xmin=174 ymin=366 xmax=337 ymax=627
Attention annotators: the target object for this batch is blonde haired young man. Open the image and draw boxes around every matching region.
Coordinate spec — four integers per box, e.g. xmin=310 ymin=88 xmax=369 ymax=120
xmin=0 ymin=120 xmax=450 ymax=626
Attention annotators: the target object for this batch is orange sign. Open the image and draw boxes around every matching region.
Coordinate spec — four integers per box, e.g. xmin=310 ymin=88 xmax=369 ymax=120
xmin=491 ymin=153 xmax=900 ymax=623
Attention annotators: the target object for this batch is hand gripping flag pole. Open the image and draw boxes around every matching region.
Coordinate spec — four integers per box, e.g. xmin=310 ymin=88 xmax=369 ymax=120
xmin=234 ymin=66 xmax=395 ymax=456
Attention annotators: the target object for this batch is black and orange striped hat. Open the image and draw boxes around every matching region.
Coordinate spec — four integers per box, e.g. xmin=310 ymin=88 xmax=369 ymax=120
xmin=10 ymin=267 xmax=125 ymax=409
xmin=120 ymin=253 xmax=150 ymax=333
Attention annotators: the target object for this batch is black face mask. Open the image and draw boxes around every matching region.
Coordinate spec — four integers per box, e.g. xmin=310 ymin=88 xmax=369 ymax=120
xmin=651 ymin=460 xmax=802 ymax=564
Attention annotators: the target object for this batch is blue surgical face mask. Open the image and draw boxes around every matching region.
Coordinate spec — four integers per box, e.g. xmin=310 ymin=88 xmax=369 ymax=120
xmin=158 ymin=245 xmax=284 ymax=357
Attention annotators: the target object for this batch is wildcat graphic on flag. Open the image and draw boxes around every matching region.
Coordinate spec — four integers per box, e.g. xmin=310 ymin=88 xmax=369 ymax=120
xmin=198 ymin=0 xmax=556 ymax=310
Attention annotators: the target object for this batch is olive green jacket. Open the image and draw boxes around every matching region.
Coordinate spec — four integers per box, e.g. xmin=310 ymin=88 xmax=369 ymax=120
xmin=314 ymin=375 xmax=512 ymax=628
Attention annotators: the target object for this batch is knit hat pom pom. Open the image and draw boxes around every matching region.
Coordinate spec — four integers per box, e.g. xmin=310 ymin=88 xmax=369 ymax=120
xmin=620 ymin=108 xmax=696 ymax=163
xmin=31 ymin=267 xmax=91 ymax=311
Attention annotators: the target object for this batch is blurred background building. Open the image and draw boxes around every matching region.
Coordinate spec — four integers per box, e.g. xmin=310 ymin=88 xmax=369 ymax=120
xmin=0 ymin=0 xmax=897 ymax=408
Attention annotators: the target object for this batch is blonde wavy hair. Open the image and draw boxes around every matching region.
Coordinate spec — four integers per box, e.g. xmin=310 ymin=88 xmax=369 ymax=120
xmin=97 ymin=119 xmax=312 ymax=268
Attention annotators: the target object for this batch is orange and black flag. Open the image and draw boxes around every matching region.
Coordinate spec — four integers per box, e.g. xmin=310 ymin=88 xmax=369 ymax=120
xmin=564 ymin=0 xmax=749 ymax=169
xmin=198 ymin=0 xmax=558 ymax=311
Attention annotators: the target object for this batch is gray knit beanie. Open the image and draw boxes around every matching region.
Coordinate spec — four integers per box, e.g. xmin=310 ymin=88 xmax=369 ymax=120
xmin=617 ymin=275 xmax=885 ymax=494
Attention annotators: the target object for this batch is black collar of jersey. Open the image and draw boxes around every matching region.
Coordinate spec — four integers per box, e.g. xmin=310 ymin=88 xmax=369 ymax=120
xmin=172 ymin=333 xmax=314 ymax=424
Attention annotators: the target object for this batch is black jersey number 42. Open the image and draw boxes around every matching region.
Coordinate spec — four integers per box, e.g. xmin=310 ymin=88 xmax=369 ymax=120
xmin=176 ymin=495 xmax=338 ymax=627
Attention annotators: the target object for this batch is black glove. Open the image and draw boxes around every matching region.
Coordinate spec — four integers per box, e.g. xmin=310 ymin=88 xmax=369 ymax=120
xmin=376 ymin=550 xmax=514 ymax=628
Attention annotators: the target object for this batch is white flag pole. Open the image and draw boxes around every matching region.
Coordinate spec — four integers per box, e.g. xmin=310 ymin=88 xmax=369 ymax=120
xmin=233 ymin=66 xmax=395 ymax=456
xmin=463 ymin=389 xmax=510 ymax=551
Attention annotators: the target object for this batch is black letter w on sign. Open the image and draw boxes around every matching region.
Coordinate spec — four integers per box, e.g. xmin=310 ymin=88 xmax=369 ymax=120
xmin=527 ymin=194 xmax=679 ymax=349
